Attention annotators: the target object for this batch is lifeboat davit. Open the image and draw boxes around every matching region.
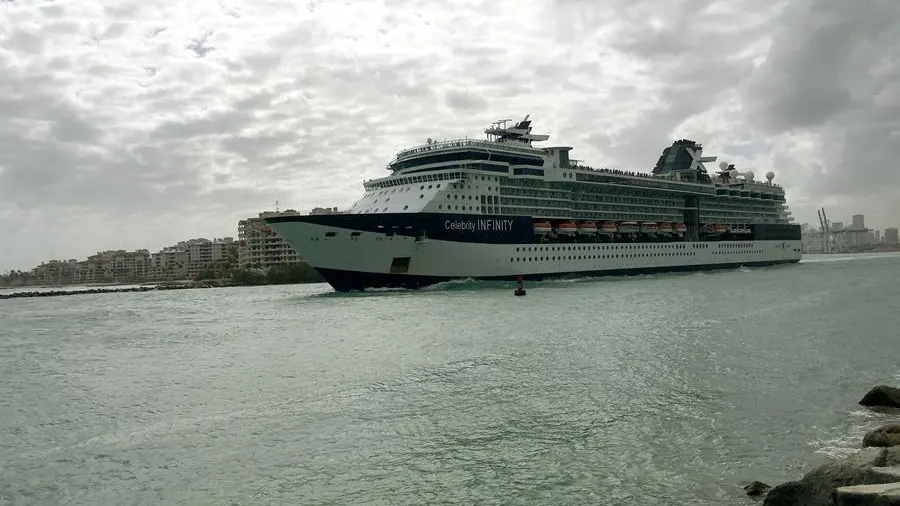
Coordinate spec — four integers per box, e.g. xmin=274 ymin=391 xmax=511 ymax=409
xmin=640 ymin=221 xmax=659 ymax=234
xmin=658 ymin=222 xmax=673 ymax=234
xmin=619 ymin=221 xmax=639 ymax=234
xmin=600 ymin=221 xmax=618 ymax=233
xmin=533 ymin=221 xmax=552 ymax=234
xmin=673 ymin=222 xmax=687 ymax=233
xmin=557 ymin=221 xmax=578 ymax=235
xmin=578 ymin=221 xmax=598 ymax=234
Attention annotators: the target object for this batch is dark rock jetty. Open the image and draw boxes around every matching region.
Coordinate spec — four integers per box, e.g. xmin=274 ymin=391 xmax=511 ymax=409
xmin=0 ymin=281 xmax=230 ymax=300
xmin=746 ymin=385 xmax=900 ymax=506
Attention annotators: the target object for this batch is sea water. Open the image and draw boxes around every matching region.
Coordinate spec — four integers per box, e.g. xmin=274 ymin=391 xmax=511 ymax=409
xmin=2 ymin=253 xmax=899 ymax=505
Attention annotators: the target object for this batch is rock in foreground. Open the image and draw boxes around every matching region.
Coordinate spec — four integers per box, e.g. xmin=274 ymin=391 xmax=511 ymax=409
xmin=744 ymin=480 xmax=771 ymax=498
xmin=859 ymin=386 xmax=900 ymax=409
xmin=834 ymin=481 xmax=900 ymax=505
xmin=763 ymin=446 xmax=900 ymax=506
xmin=864 ymin=425 xmax=900 ymax=448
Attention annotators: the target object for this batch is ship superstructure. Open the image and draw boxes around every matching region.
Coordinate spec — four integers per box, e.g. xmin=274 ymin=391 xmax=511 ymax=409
xmin=266 ymin=116 xmax=801 ymax=291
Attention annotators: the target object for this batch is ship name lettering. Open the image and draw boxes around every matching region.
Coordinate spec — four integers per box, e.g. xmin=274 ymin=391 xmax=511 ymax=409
xmin=444 ymin=219 xmax=515 ymax=232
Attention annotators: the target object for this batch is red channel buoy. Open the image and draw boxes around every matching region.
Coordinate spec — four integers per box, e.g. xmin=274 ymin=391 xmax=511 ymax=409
xmin=514 ymin=275 xmax=526 ymax=296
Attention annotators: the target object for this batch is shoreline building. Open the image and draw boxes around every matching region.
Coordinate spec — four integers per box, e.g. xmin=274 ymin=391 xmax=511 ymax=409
xmin=238 ymin=208 xmax=344 ymax=269
xmin=238 ymin=210 xmax=303 ymax=269
xmin=886 ymin=227 xmax=899 ymax=245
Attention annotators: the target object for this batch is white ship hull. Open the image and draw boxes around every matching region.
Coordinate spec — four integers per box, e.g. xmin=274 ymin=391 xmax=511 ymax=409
xmin=269 ymin=215 xmax=802 ymax=292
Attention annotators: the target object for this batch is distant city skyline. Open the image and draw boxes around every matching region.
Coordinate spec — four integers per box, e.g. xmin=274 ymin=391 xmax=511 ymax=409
xmin=800 ymin=211 xmax=900 ymax=254
xmin=0 ymin=208 xmax=342 ymax=285
xmin=4 ymin=201 xmax=900 ymax=273
xmin=0 ymin=207 xmax=343 ymax=275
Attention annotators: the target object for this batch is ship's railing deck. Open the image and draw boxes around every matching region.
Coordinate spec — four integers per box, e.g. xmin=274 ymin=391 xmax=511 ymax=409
xmin=570 ymin=164 xmax=783 ymax=189
xmin=394 ymin=138 xmax=541 ymax=160
xmin=570 ymin=164 xmax=656 ymax=180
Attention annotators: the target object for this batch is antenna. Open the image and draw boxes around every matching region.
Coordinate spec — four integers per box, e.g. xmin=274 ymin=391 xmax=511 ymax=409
xmin=275 ymin=199 xmax=280 ymax=213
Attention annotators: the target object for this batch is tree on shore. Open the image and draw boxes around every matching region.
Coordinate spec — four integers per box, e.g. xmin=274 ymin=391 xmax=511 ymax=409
xmin=195 ymin=262 xmax=324 ymax=285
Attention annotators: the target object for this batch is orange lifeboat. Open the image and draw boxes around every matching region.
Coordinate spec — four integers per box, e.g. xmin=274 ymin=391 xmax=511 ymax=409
xmin=557 ymin=221 xmax=577 ymax=235
xmin=658 ymin=222 xmax=673 ymax=234
xmin=600 ymin=221 xmax=618 ymax=233
xmin=714 ymin=223 xmax=727 ymax=234
xmin=578 ymin=221 xmax=598 ymax=234
xmin=533 ymin=221 xmax=552 ymax=234
xmin=673 ymin=222 xmax=687 ymax=233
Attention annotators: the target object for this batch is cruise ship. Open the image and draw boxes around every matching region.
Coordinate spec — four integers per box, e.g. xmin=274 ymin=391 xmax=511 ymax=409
xmin=266 ymin=116 xmax=801 ymax=292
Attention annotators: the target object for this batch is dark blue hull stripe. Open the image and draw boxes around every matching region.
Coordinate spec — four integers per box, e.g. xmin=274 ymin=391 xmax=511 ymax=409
xmin=265 ymin=213 xmax=802 ymax=244
xmin=314 ymin=259 xmax=801 ymax=292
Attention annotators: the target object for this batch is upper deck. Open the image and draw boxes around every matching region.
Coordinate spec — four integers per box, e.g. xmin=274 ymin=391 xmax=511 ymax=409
xmin=353 ymin=116 xmax=791 ymax=225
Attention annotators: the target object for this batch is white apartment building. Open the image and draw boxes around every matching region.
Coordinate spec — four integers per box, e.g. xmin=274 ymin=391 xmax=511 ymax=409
xmin=32 ymin=249 xmax=153 ymax=284
xmin=886 ymin=227 xmax=899 ymax=245
xmin=173 ymin=237 xmax=235 ymax=278
xmin=149 ymin=248 xmax=189 ymax=280
xmin=30 ymin=259 xmax=81 ymax=285
xmin=238 ymin=210 xmax=305 ymax=269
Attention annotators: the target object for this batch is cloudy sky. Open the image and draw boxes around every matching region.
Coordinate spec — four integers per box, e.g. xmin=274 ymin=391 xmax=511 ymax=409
xmin=1 ymin=0 xmax=899 ymax=270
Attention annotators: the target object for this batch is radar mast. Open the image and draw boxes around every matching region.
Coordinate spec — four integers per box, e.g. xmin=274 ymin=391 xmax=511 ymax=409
xmin=484 ymin=114 xmax=550 ymax=146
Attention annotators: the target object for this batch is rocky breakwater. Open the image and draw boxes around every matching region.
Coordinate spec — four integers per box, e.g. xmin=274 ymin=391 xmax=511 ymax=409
xmin=746 ymin=385 xmax=900 ymax=506
xmin=0 ymin=280 xmax=236 ymax=300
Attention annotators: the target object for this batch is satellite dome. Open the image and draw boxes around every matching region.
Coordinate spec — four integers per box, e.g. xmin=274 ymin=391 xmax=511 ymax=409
xmin=718 ymin=161 xmax=729 ymax=170
xmin=744 ymin=170 xmax=755 ymax=180
xmin=766 ymin=171 xmax=775 ymax=181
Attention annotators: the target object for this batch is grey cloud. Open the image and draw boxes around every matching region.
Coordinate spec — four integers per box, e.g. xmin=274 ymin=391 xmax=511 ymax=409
xmin=38 ymin=3 xmax=66 ymax=19
xmin=743 ymin=0 xmax=900 ymax=202
xmin=445 ymin=90 xmax=487 ymax=111
xmin=8 ymin=31 xmax=43 ymax=54
xmin=551 ymin=0 xmax=774 ymax=169
xmin=745 ymin=0 xmax=900 ymax=131
xmin=2 ymin=0 xmax=900 ymax=270
xmin=51 ymin=105 xmax=102 ymax=143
